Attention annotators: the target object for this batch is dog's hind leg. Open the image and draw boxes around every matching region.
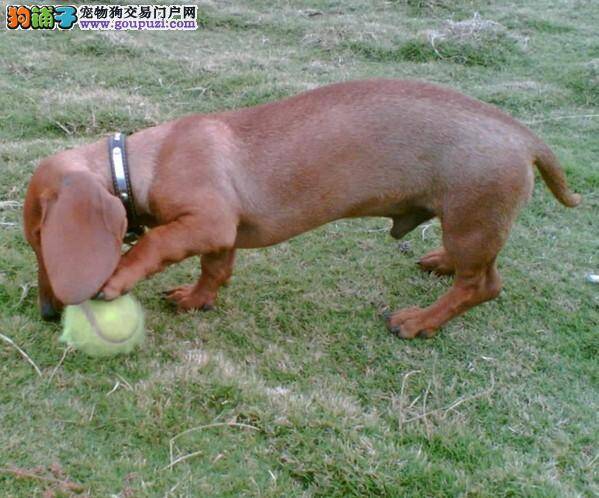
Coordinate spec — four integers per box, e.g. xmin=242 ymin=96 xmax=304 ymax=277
xmin=385 ymin=184 xmax=527 ymax=338
xmin=387 ymin=225 xmax=505 ymax=338
xmin=417 ymin=247 xmax=455 ymax=276
xmin=386 ymin=155 xmax=535 ymax=338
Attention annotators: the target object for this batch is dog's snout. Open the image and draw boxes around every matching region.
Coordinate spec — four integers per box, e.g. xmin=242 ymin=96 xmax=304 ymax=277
xmin=40 ymin=300 xmax=60 ymax=321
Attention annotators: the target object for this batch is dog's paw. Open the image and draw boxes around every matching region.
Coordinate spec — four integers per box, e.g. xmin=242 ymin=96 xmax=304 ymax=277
xmin=417 ymin=249 xmax=455 ymax=276
xmin=100 ymin=275 xmax=130 ymax=301
xmin=385 ymin=306 xmax=438 ymax=339
xmin=164 ymin=285 xmax=216 ymax=311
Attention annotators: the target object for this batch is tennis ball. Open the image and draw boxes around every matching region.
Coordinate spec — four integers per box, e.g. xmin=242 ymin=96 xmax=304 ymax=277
xmin=60 ymin=294 xmax=145 ymax=357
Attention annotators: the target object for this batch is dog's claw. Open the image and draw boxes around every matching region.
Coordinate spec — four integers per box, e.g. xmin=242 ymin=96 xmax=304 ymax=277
xmin=94 ymin=291 xmax=106 ymax=300
xmin=389 ymin=325 xmax=402 ymax=337
xmin=384 ymin=312 xmax=403 ymax=337
xmin=165 ymin=284 xmax=217 ymax=311
xmin=385 ymin=310 xmax=434 ymax=339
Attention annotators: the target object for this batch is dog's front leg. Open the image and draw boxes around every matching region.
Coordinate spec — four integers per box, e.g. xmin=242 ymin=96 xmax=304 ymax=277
xmin=100 ymin=214 xmax=237 ymax=300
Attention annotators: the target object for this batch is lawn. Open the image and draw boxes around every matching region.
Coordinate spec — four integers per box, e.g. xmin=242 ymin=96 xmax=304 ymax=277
xmin=0 ymin=0 xmax=597 ymax=496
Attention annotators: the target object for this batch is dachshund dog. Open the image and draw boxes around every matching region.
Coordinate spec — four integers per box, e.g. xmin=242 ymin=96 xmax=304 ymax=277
xmin=23 ymin=79 xmax=580 ymax=338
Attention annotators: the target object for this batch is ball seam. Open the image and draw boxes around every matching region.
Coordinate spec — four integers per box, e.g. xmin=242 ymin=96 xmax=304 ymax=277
xmin=80 ymin=302 xmax=136 ymax=344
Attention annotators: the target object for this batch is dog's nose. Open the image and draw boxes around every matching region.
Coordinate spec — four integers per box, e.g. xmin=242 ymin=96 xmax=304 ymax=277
xmin=41 ymin=300 xmax=60 ymax=321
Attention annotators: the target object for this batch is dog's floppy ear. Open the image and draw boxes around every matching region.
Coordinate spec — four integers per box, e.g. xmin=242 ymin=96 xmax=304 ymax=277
xmin=40 ymin=171 xmax=127 ymax=304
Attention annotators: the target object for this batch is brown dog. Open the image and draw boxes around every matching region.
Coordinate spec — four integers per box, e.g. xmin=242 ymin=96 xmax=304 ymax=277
xmin=23 ymin=79 xmax=580 ymax=338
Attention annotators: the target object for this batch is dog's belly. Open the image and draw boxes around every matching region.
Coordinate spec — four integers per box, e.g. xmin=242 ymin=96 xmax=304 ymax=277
xmin=233 ymin=194 xmax=422 ymax=248
xmin=234 ymin=222 xmax=296 ymax=248
xmin=233 ymin=216 xmax=363 ymax=248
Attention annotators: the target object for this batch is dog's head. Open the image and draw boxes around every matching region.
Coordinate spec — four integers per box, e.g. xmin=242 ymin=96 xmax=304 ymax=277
xmin=23 ymin=157 xmax=126 ymax=320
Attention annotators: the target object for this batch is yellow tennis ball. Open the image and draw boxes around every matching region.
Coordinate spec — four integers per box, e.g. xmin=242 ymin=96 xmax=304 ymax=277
xmin=60 ymin=294 xmax=145 ymax=357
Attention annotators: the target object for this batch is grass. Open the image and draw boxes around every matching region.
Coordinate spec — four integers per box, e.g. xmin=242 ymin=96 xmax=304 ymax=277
xmin=1 ymin=0 xmax=598 ymax=496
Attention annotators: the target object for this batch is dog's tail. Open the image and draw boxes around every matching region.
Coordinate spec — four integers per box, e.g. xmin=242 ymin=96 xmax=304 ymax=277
xmin=533 ymin=142 xmax=581 ymax=207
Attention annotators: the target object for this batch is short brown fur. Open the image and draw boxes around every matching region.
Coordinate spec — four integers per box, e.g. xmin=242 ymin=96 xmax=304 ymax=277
xmin=23 ymin=79 xmax=580 ymax=338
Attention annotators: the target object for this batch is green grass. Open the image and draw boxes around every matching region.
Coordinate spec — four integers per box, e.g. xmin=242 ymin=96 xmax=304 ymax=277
xmin=1 ymin=1 xmax=598 ymax=496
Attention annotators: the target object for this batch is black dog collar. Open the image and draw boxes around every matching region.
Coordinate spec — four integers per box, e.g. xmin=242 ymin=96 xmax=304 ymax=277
xmin=108 ymin=132 xmax=144 ymax=243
